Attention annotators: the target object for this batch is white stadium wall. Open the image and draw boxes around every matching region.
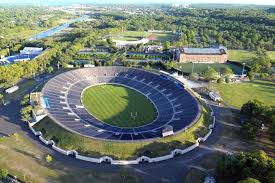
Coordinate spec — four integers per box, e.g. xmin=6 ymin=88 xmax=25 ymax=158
xmin=28 ymin=97 xmax=215 ymax=165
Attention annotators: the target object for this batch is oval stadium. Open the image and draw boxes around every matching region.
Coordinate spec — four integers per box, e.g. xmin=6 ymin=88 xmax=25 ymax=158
xmin=41 ymin=66 xmax=201 ymax=141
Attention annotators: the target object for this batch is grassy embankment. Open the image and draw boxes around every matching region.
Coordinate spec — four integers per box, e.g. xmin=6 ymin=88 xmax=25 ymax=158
xmin=34 ymin=101 xmax=211 ymax=160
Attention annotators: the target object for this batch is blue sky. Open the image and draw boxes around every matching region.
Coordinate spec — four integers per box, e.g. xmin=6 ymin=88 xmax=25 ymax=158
xmin=0 ymin=0 xmax=274 ymax=5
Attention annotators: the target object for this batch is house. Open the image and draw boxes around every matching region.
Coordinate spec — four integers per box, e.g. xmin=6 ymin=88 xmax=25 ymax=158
xmin=176 ymin=47 xmax=228 ymax=63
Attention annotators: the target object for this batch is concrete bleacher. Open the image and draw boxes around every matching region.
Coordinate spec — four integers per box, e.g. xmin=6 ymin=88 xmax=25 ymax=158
xmin=42 ymin=66 xmax=200 ymax=141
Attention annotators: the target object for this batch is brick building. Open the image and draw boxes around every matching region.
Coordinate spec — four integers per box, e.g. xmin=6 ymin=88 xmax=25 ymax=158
xmin=176 ymin=47 xmax=228 ymax=63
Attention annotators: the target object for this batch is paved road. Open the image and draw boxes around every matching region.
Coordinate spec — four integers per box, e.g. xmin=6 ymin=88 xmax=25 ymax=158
xmin=0 ymin=81 xmax=229 ymax=183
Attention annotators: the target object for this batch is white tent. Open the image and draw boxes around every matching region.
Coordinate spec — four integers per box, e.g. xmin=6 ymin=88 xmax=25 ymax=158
xmin=5 ymin=85 xmax=19 ymax=94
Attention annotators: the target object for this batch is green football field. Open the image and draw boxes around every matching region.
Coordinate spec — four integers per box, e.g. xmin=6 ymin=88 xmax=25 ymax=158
xmin=81 ymin=84 xmax=157 ymax=128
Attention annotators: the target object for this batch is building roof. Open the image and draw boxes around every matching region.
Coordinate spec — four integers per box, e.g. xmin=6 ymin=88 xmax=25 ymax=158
xmin=5 ymin=85 xmax=19 ymax=93
xmin=162 ymin=125 xmax=173 ymax=133
xmin=22 ymin=47 xmax=43 ymax=52
xmin=209 ymin=91 xmax=221 ymax=99
xmin=181 ymin=48 xmax=227 ymax=55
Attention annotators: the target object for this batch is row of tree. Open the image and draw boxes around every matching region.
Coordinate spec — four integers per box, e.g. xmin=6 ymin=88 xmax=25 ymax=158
xmin=216 ymin=150 xmax=275 ymax=183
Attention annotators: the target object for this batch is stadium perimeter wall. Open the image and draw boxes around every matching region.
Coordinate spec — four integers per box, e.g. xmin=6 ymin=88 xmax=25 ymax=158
xmin=28 ymin=95 xmax=215 ymax=165
xmin=28 ymin=70 xmax=216 ymax=165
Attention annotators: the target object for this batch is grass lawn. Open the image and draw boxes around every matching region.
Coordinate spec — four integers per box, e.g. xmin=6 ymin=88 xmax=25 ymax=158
xmin=228 ymin=50 xmax=275 ymax=65
xmin=177 ymin=63 xmax=243 ymax=75
xmin=82 ymin=84 xmax=157 ymax=127
xmin=4 ymin=79 xmax=37 ymax=101
xmin=112 ymin=31 xmax=174 ymax=43
xmin=227 ymin=50 xmax=257 ymax=64
xmin=0 ymin=133 xmax=142 ymax=183
xmin=34 ymin=101 xmax=211 ymax=160
xmin=210 ymin=80 xmax=275 ymax=108
xmin=118 ymin=31 xmax=151 ymax=37
xmin=153 ymin=32 xmax=175 ymax=42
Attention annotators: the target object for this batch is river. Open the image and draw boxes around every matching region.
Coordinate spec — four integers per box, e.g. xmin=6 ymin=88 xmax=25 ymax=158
xmin=29 ymin=15 xmax=89 ymax=41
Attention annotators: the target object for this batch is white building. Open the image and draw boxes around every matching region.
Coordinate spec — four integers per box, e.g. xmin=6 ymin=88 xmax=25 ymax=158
xmin=84 ymin=64 xmax=95 ymax=68
xmin=20 ymin=47 xmax=43 ymax=55
xmin=5 ymin=85 xmax=19 ymax=94
xmin=145 ymin=45 xmax=163 ymax=53
xmin=114 ymin=38 xmax=150 ymax=48
xmin=209 ymin=91 xmax=221 ymax=102
xmin=30 ymin=92 xmax=47 ymax=123
xmin=162 ymin=125 xmax=174 ymax=137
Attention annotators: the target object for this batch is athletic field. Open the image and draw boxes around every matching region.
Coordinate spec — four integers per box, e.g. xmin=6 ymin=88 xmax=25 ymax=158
xmin=210 ymin=80 xmax=275 ymax=108
xmin=177 ymin=63 xmax=243 ymax=75
xmin=81 ymin=84 xmax=157 ymax=128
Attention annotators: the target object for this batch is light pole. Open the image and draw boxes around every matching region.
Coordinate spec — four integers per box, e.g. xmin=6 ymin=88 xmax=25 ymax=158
xmin=191 ymin=62 xmax=195 ymax=74
xmin=241 ymin=62 xmax=246 ymax=78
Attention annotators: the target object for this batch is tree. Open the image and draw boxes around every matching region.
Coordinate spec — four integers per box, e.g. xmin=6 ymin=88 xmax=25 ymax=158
xmin=46 ymin=154 xmax=53 ymax=163
xmin=216 ymin=151 xmax=275 ymax=183
xmin=225 ymin=76 xmax=230 ymax=83
xmin=106 ymin=38 xmax=113 ymax=45
xmin=217 ymin=78 xmax=223 ymax=84
xmin=47 ymin=66 xmax=54 ymax=74
xmin=119 ymin=168 xmax=127 ymax=182
xmin=221 ymin=67 xmax=233 ymax=78
xmin=20 ymin=94 xmax=30 ymax=106
xmin=240 ymin=100 xmax=271 ymax=138
xmin=203 ymin=67 xmax=218 ymax=81
xmin=164 ymin=61 xmax=176 ymax=70
xmin=164 ymin=41 xmax=171 ymax=50
xmin=237 ymin=178 xmax=261 ymax=183
xmin=268 ymin=114 xmax=275 ymax=141
xmin=20 ymin=105 xmax=32 ymax=122
xmin=189 ymin=73 xmax=199 ymax=81
xmin=0 ymin=93 xmax=3 ymax=104
xmin=144 ymin=63 xmax=151 ymax=70
xmin=0 ymin=169 xmax=8 ymax=179
xmin=248 ymin=71 xmax=255 ymax=81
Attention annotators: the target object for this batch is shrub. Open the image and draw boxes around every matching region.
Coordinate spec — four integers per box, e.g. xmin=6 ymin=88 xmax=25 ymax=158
xmin=217 ymin=78 xmax=223 ymax=84
xmin=0 ymin=169 xmax=8 ymax=179
xmin=45 ymin=155 xmax=53 ymax=163
xmin=225 ymin=76 xmax=230 ymax=83
xmin=237 ymin=178 xmax=261 ymax=183
xmin=189 ymin=73 xmax=199 ymax=81
xmin=203 ymin=67 xmax=218 ymax=81
xmin=248 ymin=72 xmax=255 ymax=81
xmin=260 ymin=73 xmax=269 ymax=79
xmin=20 ymin=105 xmax=32 ymax=122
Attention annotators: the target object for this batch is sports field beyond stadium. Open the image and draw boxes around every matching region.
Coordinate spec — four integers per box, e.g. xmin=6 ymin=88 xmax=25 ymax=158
xmin=81 ymin=84 xmax=157 ymax=128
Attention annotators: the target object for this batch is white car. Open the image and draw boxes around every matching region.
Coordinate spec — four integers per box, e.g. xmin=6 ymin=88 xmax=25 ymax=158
xmin=3 ymin=100 xmax=11 ymax=106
